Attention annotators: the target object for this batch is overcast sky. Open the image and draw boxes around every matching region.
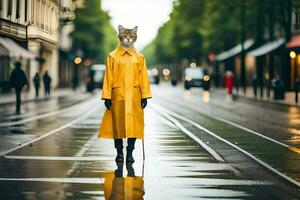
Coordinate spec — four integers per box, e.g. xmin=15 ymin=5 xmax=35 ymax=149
xmin=102 ymin=0 xmax=174 ymax=50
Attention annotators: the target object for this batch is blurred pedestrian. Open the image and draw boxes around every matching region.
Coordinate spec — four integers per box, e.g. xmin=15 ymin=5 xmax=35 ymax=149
xmin=10 ymin=61 xmax=28 ymax=114
xmin=272 ymin=75 xmax=285 ymax=100
xmin=72 ymin=76 xmax=79 ymax=91
xmin=224 ymin=71 xmax=234 ymax=95
xmin=252 ymin=76 xmax=258 ymax=97
xmin=98 ymin=25 xmax=152 ymax=163
xmin=33 ymin=72 xmax=40 ymax=98
xmin=43 ymin=71 xmax=51 ymax=97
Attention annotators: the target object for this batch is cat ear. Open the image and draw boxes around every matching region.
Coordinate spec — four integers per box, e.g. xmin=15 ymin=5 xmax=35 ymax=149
xmin=132 ymin=26 xmax=138 ymax=33
xmin=118 ymin=25 xmax=125 ymax=33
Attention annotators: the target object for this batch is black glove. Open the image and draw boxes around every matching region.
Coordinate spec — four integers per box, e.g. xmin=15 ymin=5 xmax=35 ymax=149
xmin=104 ymin=99 xmax=112 ymax=110
xmin=141 ymin=98 xmax=147 ymax=109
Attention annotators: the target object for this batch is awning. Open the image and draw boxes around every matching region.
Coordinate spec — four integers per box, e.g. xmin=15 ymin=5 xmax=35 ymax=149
xmin=216 ymin=39 xmax=255 ymax=61
xmin=287 ymin=35 xmax=300 ymax=48
xmin=248 ymin=38 xmax=285 ymax=57
xmin=0 ymin=37 xmax=35 ymax=59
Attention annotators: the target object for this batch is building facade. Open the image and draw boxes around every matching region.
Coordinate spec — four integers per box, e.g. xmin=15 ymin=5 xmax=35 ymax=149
xmin=287 ymin=6 xmax=300 ymax=90
xmin=58 ymin=0 xmax=74 ymax=87
xmin=0 ymin=0 xmax=30 ymax=92
xmin=0 ymin=0 xmax=60 ymax=93
xmin=27 ymin=0 xmax=60 ymax=88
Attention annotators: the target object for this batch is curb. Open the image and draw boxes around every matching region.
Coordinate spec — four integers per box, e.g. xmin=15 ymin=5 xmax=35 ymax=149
xmin=233 ymin=93 xmax=300 ymax=108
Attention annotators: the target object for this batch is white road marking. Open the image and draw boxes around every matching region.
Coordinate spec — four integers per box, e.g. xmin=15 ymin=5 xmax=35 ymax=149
xmin=0 ymin=177 xmax=272 ymax=186
xmin=0 ymin=102 xmax=99 ymax=157
xmin=66 ymin=135 xmax=99 ymax=175
xmin=150 ymin=104 xmax=224 ymax=162
xmin=4 ymin=155 xmax=113 ymax=161
xmin=0 ymin=177 xmax=104 ymax=184
xmin=152 ymin=102 xmax=300 ymax=188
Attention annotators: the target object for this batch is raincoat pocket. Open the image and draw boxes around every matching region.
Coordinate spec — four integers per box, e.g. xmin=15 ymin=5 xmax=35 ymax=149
xmin=133 ymin=83 xmax=142 ymax=101
xmin=112 ymin=84 xmax=124 ymax=102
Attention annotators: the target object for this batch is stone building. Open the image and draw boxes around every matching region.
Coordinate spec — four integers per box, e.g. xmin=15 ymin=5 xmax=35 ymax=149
xmin=27 ymin=0 xmax=60 ymax=88
xmin=0 ymin=0 xmax=60 ymax=93
xmin=58 ymin=0 xmax=75 ymax=87
xmin=0 ymin=0 xmax=33 ymax=92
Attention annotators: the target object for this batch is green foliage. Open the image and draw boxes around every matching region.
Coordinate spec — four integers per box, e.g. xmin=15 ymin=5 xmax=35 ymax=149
xmin=143 ymin=0 xmax=293 ymax=66
xmin=71 ymin=0 xmax=117 ymax=63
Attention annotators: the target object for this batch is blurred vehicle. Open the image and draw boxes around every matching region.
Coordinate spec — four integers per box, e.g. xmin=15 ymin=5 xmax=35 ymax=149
xmin=148 ymin=68 xmax=160 ymax=84
xmin=184 ymin=67 xmax=210 ymax=90
xmin=91 ymin=64 xmax=105 ymax=89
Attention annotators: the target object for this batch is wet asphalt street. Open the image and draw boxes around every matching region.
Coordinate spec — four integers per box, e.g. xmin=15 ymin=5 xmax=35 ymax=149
xmin=0 ymin=85 xmax=300 ymax=199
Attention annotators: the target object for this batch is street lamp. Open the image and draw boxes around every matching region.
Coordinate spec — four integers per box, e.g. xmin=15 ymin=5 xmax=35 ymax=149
xmin=290 ymin=51 xmax=296 ymax=59
xmin=290 ymin=50 xmax=299 ymax=103
xmin=190 ymin=62 xmax=196 ymax=68
xmin=74 ymin=57 xmax=82 ymax=65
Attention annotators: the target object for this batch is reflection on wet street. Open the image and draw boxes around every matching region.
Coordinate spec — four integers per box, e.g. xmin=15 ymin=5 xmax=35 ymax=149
xmin=0 ymin=86 xmax=300 ymax=199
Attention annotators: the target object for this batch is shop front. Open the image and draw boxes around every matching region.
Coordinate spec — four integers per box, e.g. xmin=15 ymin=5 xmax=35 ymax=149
xmin=287 ymin=34 xmax=300 ymax=90
xmin=0 ymin=37 xmax=35 ymax=93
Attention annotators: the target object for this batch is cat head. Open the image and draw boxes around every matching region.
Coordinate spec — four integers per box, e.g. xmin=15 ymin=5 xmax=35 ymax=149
xmin=118 ymin=25 xmax=138 ymax=48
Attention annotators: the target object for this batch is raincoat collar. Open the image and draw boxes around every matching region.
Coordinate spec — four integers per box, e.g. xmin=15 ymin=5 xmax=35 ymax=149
xmin=117 ymin=46 xmax=136 ymax=56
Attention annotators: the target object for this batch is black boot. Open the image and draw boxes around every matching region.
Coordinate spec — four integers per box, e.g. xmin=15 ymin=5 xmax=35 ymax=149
xmin=126 ymin=162 xmax=135 ymax=177
xmin=115 ymin=148 xmax=124 ymax=162
xmin=115 ymin=162 xmax=124 ymax=177
xmin=126 ymin=147 xmax=135 ymax=162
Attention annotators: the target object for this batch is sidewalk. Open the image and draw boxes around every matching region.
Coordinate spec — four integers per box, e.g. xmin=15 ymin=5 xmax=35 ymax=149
xmin=229 ymin=86 xmax=299 ymax=107
xmin=0 ymin=87 xmax=85 ymax=105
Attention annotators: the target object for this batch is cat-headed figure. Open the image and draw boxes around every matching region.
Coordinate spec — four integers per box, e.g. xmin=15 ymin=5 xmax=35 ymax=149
xmin=99 ymin=25 xmax=152 ymax=163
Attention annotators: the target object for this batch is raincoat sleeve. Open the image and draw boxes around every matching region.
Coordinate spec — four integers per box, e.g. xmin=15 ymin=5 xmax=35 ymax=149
xmin=140 ymin=56 xmax=152 ymax=99
xmin=101 ymin=56 xmax=113 ymax=100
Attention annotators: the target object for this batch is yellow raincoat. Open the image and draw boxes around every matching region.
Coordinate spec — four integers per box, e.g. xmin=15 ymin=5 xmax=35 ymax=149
xmin=98 ymin=46 xmax=152 ymax=139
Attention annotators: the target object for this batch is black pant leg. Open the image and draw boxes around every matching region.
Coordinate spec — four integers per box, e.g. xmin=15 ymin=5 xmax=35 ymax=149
xmin=47 ymin=87 xmax=50 ymax=95
xmin=15 ymin=89 xmax=21 ymax=113
xmin=114 ymin=139 xmax=123 ymax=149
xmin=127 ymin=138 xmax=136 ymax=150
xmin=35 ymin=86 xmax=39 ymax=97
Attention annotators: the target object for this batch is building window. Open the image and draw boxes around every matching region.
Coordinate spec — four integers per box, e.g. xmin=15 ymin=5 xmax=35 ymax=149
xmin=7 ymin=0 xmax=12 ymax=17
xmin=296 ymin=13 xmax=300 ymax=31
xmin=16 ymin=0 xmax=20 ymax=19
xmin=0 ymin=0 xmax=2 ymax=16
xmin=25 ymin=0 xmax=28 ymax=22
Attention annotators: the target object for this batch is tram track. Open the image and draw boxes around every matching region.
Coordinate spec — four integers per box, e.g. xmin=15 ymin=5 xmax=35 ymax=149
xmin=150 ymin=102 xmax=300 ymax=189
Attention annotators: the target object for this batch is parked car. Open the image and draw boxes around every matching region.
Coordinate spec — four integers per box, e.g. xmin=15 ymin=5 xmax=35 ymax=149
xmin=184 ymin=67 xmax=210 ymax=90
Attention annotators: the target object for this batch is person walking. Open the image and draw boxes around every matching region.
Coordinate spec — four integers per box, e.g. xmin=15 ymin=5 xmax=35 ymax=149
xmin=43 ymin=71 xmax=51 ymax=97
xmin=98 ymin=25 xmax=152 ymax=163
xmin=10 ymin=61 xmax=28 ymax=114
xmin=33 ymin=72 xmax=40 ymax=98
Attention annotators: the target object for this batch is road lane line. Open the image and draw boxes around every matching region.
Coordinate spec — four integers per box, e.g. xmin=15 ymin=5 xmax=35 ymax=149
xmin=0 ymin=177 xmax=272 ymax=186
xmin=4 ymin=155 xmax=113 ymax=161
xmin=66 ymin=136 xmax=99 ymax=175
xmin=150 ymin=105 xmax=225 ymax=162
xmin=0 ymin=177 xmax=104 ymax=184
xmin=155 ymin=95 xmax=300 ymax=152
xmin=152 ymin=103 xmax=300 ymax=188
xmin=0 ymin=102 xmax=99 ymax=157
xmin=0 ymin=98 xmax=97 ymax=127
